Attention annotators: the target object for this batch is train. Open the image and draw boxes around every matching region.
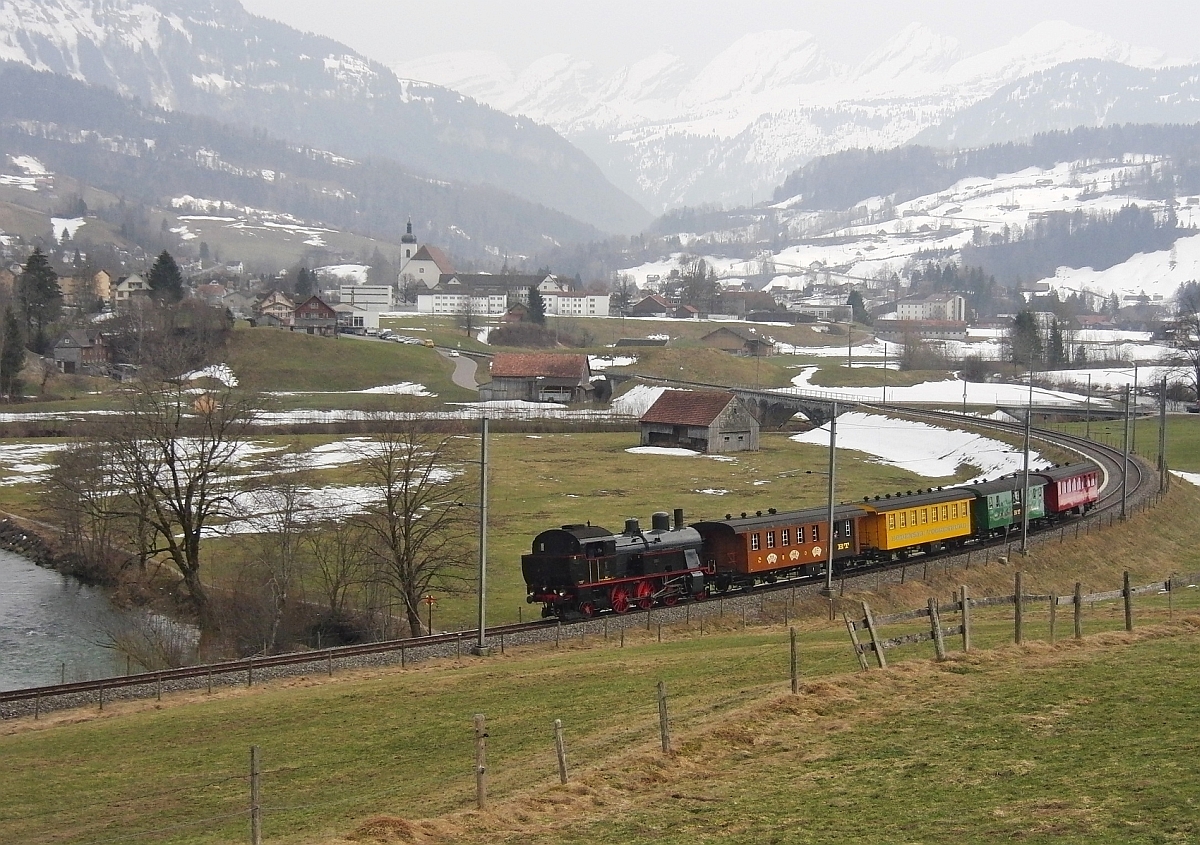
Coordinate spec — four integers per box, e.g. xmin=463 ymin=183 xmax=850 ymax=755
xmin=522 ymin=462 xmax=1101 ymax=619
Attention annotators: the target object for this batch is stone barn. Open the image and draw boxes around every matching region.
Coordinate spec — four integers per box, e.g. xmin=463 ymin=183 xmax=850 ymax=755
xmin=639 ymin=390 xmax=760 ymax=454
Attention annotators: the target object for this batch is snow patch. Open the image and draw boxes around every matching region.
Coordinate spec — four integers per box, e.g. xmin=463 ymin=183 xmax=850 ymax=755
xmin=626 ymin=446 xmax=700 ymax=457
xmin=790 ymin=412 xmax=1044 ymax=481
xmin=183 ymin=364 xmax=238 ymax=387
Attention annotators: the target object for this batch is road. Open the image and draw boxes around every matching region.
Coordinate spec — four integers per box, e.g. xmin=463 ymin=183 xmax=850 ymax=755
xmin=440 ymin=350 xmax=479 ymax=391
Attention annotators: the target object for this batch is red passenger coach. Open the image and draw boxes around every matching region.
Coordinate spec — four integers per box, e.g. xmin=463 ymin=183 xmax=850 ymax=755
xmin=1034 ymin=462 xmax=1100 ymax=516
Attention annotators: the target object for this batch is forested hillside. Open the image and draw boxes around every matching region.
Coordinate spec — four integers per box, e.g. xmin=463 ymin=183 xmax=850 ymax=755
xmin=774 ymin=123 xmax=1200 ymax=211
xmin=0 ymin=63 xmax=602 ymax=261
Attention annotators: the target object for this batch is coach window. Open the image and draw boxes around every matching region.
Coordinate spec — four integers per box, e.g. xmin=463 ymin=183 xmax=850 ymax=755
xmin=844 ymin=519 xmax=852 ymax=537
xmin=766 ymin=531 xmax=776 ymax=548
xmin=921 ymin=509 xmax=928 ymax=524
xmin=812 ymin=524 xmax=820 ymax=542
xmin=931 ymin=507 xmax=938 ymax=523
xmin=942 ymin=505 xmax=949 ymax=520
xmin=888 ymin=514 xmax=896 ymax=530
xmin=781 ymin=527 xmax=791 ymax=545
xmin=900 ymin=512 xmax=906 ymax=528
xmin=751 ymin=533 xmax=760 ymax=551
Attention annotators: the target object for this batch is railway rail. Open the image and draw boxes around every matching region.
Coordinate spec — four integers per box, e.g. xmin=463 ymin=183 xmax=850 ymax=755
xmin=0 ymin=407 xmax=1159 ymax=717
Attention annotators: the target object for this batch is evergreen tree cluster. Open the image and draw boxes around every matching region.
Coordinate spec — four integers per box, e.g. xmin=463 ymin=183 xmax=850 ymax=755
xmin=962 ymin=204 xmax=1184 ymax=285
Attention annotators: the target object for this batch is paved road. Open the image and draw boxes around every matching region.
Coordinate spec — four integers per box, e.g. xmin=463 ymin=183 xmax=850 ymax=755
xmin=440 ymin=350 xmax=479 ymax=391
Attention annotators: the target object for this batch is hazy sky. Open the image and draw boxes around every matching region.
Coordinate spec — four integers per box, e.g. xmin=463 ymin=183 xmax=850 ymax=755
xmin=240 ymin=0 xmax=1200 ymax=72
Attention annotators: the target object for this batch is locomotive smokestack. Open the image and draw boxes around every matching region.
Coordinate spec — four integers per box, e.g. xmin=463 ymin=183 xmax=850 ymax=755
xmin=624 ymin=518 xmax=640 ymax=535
xmin=651 ymin=511 xmax=670 ymax=532
xmin=673 ymin=508 xmax=684 ymax=530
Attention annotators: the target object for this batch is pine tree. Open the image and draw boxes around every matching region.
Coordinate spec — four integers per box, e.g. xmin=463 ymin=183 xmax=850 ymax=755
xmin=148 ymin=250 xmax=184 ymax=302
xmin=1010 ymin=310 xmax=1043 ymax=368
xmin=17 ymin=247 xmax=61 ymax=354
xmin=528 ymin=286 xmax=546 ymax=325
xmin=0 ymin=307 xmax=24 ymax=401
xmin=295 ymin=267 xmax=314 ymax=297
xmin=1048 ymin=319 xmax=1066 ymax=368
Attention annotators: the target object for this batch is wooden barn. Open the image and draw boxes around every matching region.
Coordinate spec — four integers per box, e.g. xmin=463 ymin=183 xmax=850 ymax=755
xmin=639 ymin=390 xmax=760 ymax=454
xmin=480 ymin=353 xmax=593 ymax=403
xmin=699 ymin=326 xmax=774 ymax=356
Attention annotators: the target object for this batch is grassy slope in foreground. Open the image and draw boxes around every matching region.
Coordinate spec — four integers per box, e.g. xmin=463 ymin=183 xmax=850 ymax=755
xmin=3 ymin=483 xmax=1200 ymax=844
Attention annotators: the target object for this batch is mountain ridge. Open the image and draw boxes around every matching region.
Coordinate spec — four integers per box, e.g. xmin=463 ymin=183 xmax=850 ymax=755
xmin=394 ymin=21 xmax=1188 ymax=212
xmin=0 ymin=0 xmax=651 ymax=234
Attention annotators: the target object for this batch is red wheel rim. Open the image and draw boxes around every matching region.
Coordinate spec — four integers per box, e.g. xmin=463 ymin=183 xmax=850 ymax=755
xmin=610 ymin=586 xmax=630 ymax=614
xmin=635 ymin=579 xmax=654 ymax=610
xmin=579 ymin=602 xmax=595 ymax=618
xmin=693 ymin=590 xmax=708 ymax=602
xmin=662 ymin=589 xmax=678 ymax=606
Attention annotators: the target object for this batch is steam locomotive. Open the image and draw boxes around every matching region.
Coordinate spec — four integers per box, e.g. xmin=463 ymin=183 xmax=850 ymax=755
xmin=522 ymin=462 xmax=1100 ymax=619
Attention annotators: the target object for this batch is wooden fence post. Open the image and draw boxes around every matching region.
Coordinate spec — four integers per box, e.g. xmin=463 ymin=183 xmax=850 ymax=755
xmin=929 ymin=598 xmax=946 ymax=661
xmin=1049 ymin=595 xmax=1057 ymax=644
xmin=861 ymin=602 xmax=887 ymax=669
xmin=98 ymin=683 xmax=104 ymax=711
xmin=1074 ymin=582 xmax=1083 ymax=640
xmin=1123 ymin=570 xmax=1133 ymax=632
xmin=1014 ymin=572 xmax=1024 ymax=645
xmin=247 ymin=658 xmax=253 ymax=688
xmin=250 ymin=745 xmax=262 ymax=845
xmin=657 ymin=681 xmax=672 ymax=755
xmin=207 ymin=669 xmax=212 ymax=695
xmin=553 ymin=719 xmax=568 ymax=785
xmin=474 ymin=714 xmax=488 ymax=810
xmin=789 ymin=627 xmax=799 ymax=694
xmin=959 ymin=585 xmax=971 ymax=653
xmin=844 ymin=613 xmax=870 ymax=671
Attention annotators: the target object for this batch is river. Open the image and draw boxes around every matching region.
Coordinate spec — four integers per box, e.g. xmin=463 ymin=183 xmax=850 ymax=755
xmin=0 ymin=549 xmax=127 ymax=691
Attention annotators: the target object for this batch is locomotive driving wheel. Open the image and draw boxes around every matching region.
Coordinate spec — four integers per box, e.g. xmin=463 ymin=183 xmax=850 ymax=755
xmin=661 ymin=579 xmax=679 ymax=606
xmin=693 ymin=589 xmax=708 ymax=602
xmin=609 ymin=585 xmax=630 ymax=614
xmin=578 ymin=601 xmax=596 ymax=619
xmin=635 ymin=579 xmax=654 ymax=611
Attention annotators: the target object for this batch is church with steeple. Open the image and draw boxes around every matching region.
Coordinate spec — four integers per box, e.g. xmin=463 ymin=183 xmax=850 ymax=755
xmin=398 ymin=218 xmax=457 ymax=291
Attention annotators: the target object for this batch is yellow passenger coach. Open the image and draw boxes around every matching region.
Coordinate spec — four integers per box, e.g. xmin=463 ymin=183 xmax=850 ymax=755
xmin=859 ymin=488 xmax=975 ymax=556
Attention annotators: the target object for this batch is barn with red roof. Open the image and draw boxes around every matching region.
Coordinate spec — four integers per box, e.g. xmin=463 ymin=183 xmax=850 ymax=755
xmin=480 ymin=353 xmax=594 ymax=403
xmin=639 ymin=390 xmax=759 ymax=453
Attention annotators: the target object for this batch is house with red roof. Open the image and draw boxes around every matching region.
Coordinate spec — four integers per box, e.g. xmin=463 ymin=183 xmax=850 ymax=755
xmin=480 ymin=353 xmax=593 ymax=403
xmin=639 ymin=390 xmax=759 ymax=453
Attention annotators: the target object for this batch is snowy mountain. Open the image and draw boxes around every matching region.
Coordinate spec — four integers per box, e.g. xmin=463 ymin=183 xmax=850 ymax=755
xmin=394 ymin=21 xmax=1183 ymax=213
xmin=0 ymin=0 xmax=650 ymax=233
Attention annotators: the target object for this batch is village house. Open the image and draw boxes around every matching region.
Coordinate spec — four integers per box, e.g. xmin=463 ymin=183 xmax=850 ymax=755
xmin=629 ymin=294 xmax=672 ymax=317
xmin=479 ymin=353 xmax=593 ymax=403
xmin=52 ymin=329 xmax=112 ymax=375
xmin=639 ymin=390 xmax=760 ymax=454
xmin=255 ymin=290 xmax=295 ymax=326
xmin=292 ymin=295 xmax=338 ymax=337
xmin=111 ymin=273 xmax=150 ymax=309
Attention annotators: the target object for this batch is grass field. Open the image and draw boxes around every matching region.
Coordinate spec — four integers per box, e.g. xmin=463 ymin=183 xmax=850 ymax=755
xmin=1048 ymin=414 xmax=1200 ymax=473
xmin=3 ymin=481 xmax=1200 ymax=844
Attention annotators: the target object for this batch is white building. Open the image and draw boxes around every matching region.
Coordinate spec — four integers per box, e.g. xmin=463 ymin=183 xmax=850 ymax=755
xmin=897 ymin=293 xmax=967 ymax=322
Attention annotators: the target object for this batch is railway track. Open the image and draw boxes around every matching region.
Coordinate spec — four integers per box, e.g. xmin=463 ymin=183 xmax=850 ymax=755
xmin=0 ymin=408 xmax=1159 ymax=717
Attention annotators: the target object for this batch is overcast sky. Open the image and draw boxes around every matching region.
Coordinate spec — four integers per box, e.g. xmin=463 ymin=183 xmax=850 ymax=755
xmin=240 ymin=0 xmax=1199 ymax=72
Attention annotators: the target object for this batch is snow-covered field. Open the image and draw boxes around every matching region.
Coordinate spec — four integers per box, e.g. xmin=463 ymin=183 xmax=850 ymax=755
xmin=783 ymin=366 xmax=1108 ymax=408
xmin=790 ymin=412 xmax=1046 ymax=481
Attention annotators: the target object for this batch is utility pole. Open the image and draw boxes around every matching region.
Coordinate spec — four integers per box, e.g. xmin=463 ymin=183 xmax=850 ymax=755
xmin=473 ymin=417 xmax=491 ymax=655
xmin=824 ymin=401 xmax=838 ymax=596
xmin=1086 ymin=373 xmax=1092 ymax=439
xmin=1159 ymin=375 xmax=1168 ymax=493
xmin=1132 ymin=363 xmax=1139 ymax=453
xmin=1122 ymin=385 xmax=1130 ymax=519
xmin=882 ymin=342 xmax=888 ymax=405
xmin=1020 ymin=409 xmax=1031 ymax=553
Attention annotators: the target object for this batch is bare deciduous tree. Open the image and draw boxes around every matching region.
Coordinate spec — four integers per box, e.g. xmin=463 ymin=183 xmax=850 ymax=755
xmin=106 ymin=377 xmax=257 ymax=624
xmin=355 ymin=420 xmax=475 ymax=636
